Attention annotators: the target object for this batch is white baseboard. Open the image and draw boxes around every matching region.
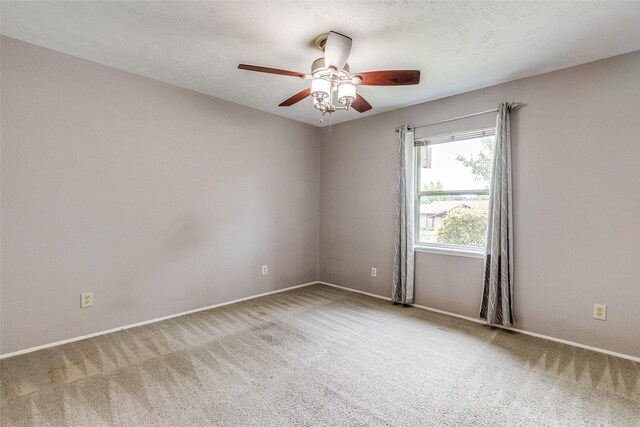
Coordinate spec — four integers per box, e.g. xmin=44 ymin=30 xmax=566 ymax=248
xmin=319 ymin=281 xmax=393 ymax=302
xmin=318 ymin=281 xmax=640 ymax=363
xmin=0 ymin=281 xmax=318 ymax=360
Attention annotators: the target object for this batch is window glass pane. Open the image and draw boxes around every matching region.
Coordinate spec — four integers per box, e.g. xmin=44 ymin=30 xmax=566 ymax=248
xmin=418 ymin=194 xmax=489 ymax=248
xmin=417 ymin=136 xmax=495 ymax=192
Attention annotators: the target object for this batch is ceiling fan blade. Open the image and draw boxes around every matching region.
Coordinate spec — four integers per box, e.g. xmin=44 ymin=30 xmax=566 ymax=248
xmin=356 ymin=70 xmax=421 ymax=86
xmin=279 ymin=88 xmax=312 ymax=107
xmin=238 ymin=64 xmax=306 ymax=78
xmin=351 ymin=94 xmax=372 ymax=113
xmin=324 ymin=31 xmax=352 ymax=72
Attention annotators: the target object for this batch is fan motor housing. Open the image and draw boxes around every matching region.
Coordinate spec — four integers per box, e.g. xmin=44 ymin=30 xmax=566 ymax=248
xmin=311 ymin=58 xmax=350 ymax=78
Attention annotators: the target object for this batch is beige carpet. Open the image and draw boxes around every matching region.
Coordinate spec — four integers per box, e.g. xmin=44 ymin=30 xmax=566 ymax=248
xmin=1 ymin=284 xmax=639 ymax=426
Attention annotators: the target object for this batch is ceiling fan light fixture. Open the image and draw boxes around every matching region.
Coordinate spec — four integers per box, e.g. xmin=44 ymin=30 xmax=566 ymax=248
xmin=238 ymin=31 xmax=420 ymax=116
xmin=338 ymin=83 xmax=356 ymax=106
xmin=311 ymin=78 xmax=331 ymax=100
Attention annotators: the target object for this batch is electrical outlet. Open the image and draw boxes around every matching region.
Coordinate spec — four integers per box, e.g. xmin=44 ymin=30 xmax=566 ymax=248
xmin=80 ymin=292 xmax=93 ymax=308
xmin=371 ymin=267 xmax=377 ymax=277
xmin=593 ymin=303 xmax=607 ymax=321
xmin=262 ymin=265 xmax=268 ymax=275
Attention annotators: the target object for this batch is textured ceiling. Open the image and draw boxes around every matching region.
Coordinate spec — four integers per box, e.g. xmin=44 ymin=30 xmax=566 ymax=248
xmin=2 ymin=1 xmax=640 ymax=127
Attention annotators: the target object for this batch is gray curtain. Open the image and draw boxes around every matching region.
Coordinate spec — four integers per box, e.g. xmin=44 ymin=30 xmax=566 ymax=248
xmin=480 ymin=103 xmax=514 ymax=325
xmin=392 ymin=125 xmax=415 ymax=304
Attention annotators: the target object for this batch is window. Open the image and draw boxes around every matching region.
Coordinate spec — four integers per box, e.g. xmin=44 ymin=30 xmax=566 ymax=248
xmin=415 ymin=128 xmax=495 ymax=252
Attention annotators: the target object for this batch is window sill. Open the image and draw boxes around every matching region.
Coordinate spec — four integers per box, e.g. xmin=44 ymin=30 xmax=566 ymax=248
xmin=414 ymin=245 xmax=484 ymax=259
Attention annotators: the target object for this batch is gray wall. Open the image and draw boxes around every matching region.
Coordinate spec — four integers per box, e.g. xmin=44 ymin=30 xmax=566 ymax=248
xmin=0 ymin=37 xmax=320 ymax=355
xmin=2 ymin=35 xmax=639 ymax=359
xmin=320 ymin=51 xmax=640 ymax=358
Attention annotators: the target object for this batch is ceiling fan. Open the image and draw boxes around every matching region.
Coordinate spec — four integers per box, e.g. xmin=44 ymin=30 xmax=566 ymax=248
xmin=238 ymin=31 xmax=420 ymax=115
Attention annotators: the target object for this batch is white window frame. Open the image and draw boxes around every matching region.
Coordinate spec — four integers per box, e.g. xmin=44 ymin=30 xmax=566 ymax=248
xmin=414 ymin=128 xmax=495 ymax=258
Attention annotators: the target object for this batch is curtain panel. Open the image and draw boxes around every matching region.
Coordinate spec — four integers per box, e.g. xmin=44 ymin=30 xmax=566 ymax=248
xmin=480 ymin=102 xmax=513 ymax=326
xmin=480 ymin=103 xmax=515 ymax=325
xmin=392 ymin=125 xmax=415 ymax=304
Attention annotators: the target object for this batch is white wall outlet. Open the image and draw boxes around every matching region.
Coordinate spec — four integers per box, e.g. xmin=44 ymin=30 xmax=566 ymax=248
xmin=593 ymin=303 xmax=607 ymax=321
xmin=80 ymin=292 xmax=94 ymax=308
xmin=262 ymin=265 xmax=268 ymax=275
xmin=371 ymin=267 xmax=377 ymax=277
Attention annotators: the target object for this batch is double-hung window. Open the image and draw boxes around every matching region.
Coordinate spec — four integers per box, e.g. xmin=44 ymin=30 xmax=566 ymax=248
xmin=415 ymin=128 xmax=495 ymax=254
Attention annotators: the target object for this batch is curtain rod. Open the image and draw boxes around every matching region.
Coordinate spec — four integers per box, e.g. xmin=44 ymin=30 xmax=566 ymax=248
xmin=394 ymin=103 xmax=521 ymax=132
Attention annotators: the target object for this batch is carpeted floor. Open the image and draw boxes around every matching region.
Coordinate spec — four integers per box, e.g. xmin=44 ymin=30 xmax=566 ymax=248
xmin=1 ymin=284 xmax=639 ymax=426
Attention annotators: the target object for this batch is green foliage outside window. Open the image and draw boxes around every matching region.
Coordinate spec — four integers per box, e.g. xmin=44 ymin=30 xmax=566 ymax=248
xmin=421 ymin=180 xmax=446 ymax=202
xmin=435 ymin=206 xmax=488 ymax=247
xmin=455 ymin=137 xmax=494 ymax=183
